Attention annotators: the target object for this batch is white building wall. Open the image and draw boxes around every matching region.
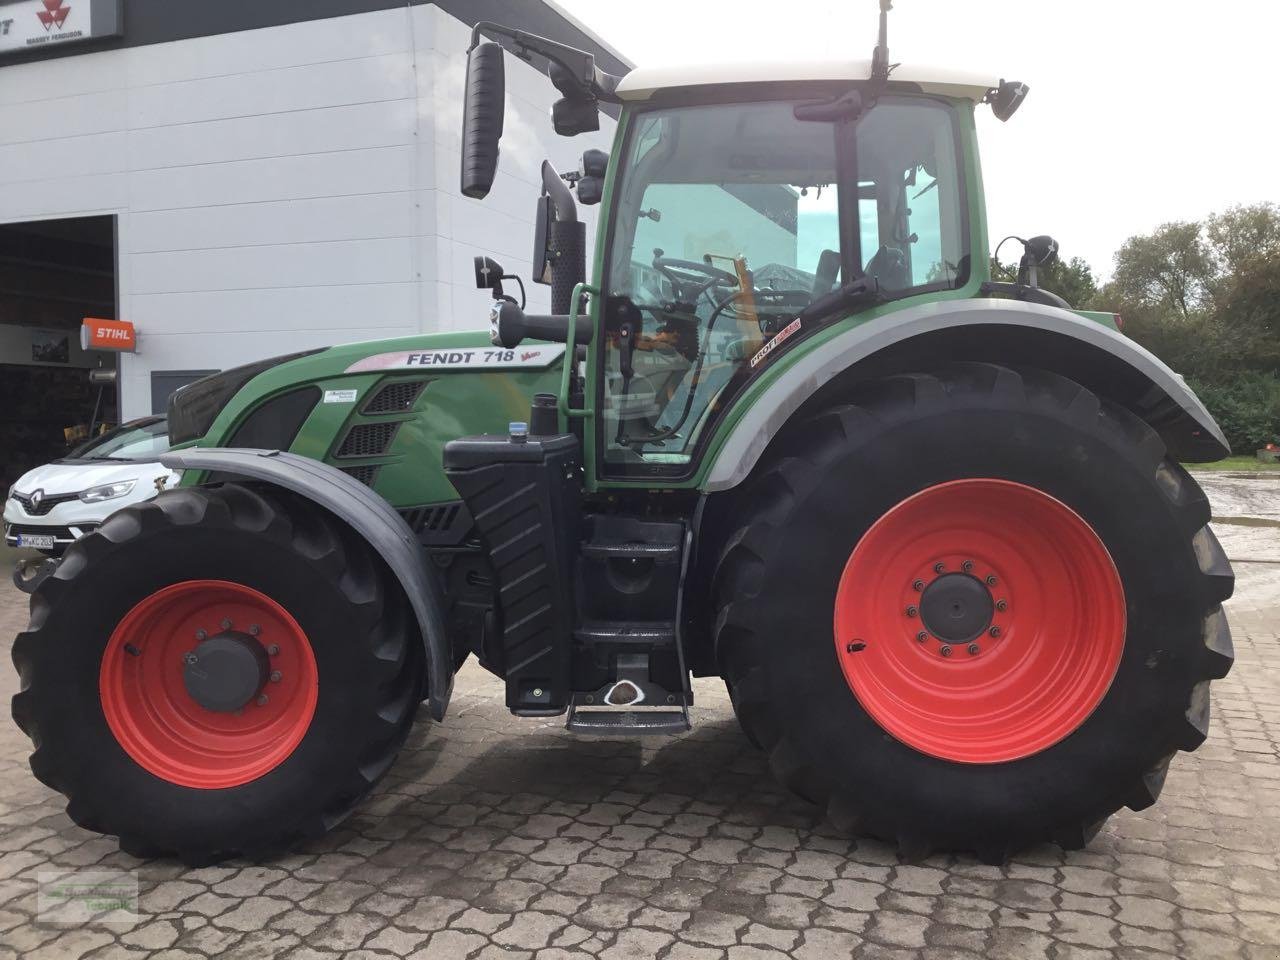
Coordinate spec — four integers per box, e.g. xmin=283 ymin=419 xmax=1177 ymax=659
xmin=0 ymin=7 xmax=615 ymax=419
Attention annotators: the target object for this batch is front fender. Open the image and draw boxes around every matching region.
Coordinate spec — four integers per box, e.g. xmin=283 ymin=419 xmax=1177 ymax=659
xmin=703 ymin=298 xmax=1229 ymax=492
xmin=160 ymin=447 xmax=452 ymax=720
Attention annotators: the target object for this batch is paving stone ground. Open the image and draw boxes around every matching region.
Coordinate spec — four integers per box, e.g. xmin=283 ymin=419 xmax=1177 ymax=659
xmin=1 ymin=477 xmax=1279 ymax=959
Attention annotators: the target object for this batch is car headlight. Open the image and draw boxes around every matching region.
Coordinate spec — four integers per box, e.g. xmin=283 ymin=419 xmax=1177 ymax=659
xmin=79 ymin=480 xmax=136 ymax=503
xmin=168 ymin=349 xmax=325 ymax=445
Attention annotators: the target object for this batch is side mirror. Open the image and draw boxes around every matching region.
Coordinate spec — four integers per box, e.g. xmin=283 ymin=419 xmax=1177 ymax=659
xmin=460 ymin=42 xmax=505 ymax=199
xmin=532 ymin=195 xmax=553 ymax=285
xmin=988 ymin=79 xmax=1029 ymax=122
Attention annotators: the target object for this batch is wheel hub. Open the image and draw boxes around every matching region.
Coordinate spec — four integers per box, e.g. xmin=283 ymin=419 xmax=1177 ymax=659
xmin=183 ymin=630 xmax=270 ymax=713
xmin=919 ymin=573 xmax=994 ymax=644
xmin=833 ymin=479 xmax=1127 ymax=763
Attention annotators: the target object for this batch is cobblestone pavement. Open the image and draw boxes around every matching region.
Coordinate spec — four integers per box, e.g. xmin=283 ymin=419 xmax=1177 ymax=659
xmin=2 ymin=481 xmax=1279 ymax=959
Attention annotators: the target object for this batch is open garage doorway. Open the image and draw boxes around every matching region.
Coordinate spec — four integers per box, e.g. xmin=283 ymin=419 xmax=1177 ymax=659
xmin=0 ymin=215 xmax=117 ymax=495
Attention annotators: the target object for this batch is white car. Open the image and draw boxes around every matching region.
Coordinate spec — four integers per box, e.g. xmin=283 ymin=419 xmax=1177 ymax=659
xmin=5 ymin=416 xmax=180 ymax=558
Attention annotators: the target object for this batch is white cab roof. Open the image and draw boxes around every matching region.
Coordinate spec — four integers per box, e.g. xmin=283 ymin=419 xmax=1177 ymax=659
xmin=615 ymin=60 xmax=999 ymax=102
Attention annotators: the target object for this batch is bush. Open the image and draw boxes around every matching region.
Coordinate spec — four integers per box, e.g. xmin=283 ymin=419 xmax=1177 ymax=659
xmin=1188 ymin=373 xmax=1280 ymax=454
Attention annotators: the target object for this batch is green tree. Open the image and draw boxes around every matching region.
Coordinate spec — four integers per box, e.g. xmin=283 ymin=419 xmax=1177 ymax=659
xmin=1110 ymin=221 xmax=1214 ymax=321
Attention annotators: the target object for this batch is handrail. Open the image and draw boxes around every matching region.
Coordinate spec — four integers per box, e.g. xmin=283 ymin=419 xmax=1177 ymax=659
xmin=559 ymin=281 xmax=598 ymax=424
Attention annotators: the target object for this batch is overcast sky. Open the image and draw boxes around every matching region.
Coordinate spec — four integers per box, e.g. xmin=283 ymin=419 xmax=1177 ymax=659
xmin=555 ymin=0 xmax=1278 ymax=279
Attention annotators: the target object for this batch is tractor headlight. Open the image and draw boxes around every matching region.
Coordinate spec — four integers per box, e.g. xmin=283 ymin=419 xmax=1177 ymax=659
xmin=79 ymin=480 xmax=136 ymax=503
xmin=168 ymin=349 xmax=325 ymax=445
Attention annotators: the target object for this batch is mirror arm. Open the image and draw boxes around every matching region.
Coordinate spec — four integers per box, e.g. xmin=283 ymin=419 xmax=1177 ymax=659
xmin=541 ymin=161 xmax=579 ymax=223
xmin=471 ymin=21 xmax=622 ymax=103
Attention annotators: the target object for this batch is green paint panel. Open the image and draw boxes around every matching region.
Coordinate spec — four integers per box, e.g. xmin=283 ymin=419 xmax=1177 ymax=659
xmin=185 ymin=330 xmax=565 ymax=508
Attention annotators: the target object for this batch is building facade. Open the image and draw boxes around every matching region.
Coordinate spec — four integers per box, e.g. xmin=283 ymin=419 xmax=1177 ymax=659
xmin=0 ymin=0 xmax=624 ymax=485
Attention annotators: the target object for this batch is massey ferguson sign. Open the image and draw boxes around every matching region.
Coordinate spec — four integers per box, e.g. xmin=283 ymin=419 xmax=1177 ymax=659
xmin=0 ymin=0 xmax=122 ymax=57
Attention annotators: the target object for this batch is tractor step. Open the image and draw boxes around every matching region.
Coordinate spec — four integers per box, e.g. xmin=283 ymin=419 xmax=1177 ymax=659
xmin=580 ymin=541 xmax=681 ymax=563
xmin=574 ymin=621 xmax=676 ymax=645
xmin=565 ymin=651 xmax=691 ymax=736
xmin=566 ymin=706 xmax=690 ymax=736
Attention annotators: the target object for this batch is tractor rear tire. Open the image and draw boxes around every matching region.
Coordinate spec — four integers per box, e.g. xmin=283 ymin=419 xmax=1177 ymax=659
xmin=12 ymin=484 xmax=422 ymax=864
xmin=713 ymin=363 xmax=1234 ymax=862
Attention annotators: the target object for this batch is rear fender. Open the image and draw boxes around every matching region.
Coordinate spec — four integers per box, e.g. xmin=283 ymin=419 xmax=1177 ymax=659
xmin=159 ymin=447 xmax=452 ymax=720
xmin=703 ymin=298 xmax=1229 ymax=492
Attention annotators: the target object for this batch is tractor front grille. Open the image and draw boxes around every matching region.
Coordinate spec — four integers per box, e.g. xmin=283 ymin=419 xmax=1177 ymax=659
xmin=340 ymin=465 xmax=380 ymax=486
xmin=364 ymin=380 xmax=426 ymax=414
xmin=336 ymin=421 xmax=399 ymax=459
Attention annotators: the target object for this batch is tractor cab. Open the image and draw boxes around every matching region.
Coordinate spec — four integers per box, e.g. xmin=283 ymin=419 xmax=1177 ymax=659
xmin=460 ymin=16 xmax=1028 ymax=484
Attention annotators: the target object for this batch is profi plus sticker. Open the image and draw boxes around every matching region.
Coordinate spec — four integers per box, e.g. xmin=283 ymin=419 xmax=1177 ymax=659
xmin=323 ymin=389 xmax=359 ymax=404
xmin=750 ymin=319 xmax=802 ymax=368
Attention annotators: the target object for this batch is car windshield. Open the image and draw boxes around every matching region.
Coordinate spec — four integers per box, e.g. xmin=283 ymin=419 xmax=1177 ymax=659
xmin=599 ymin=95 xmax=967 ymax=477
xmin=71 ymin=418 xmax=171 ymax=461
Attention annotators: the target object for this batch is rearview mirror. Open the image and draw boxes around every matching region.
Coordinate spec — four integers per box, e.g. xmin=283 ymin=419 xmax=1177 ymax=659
xmin=460 ymin=42 xmax=505 ymax=199
xmin=532 ymin=195 xmax=553 ymax=285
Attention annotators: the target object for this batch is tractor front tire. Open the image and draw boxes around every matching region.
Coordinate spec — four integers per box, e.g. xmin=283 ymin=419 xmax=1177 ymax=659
xmin=12 ymin=484 xmax=422 ymax=863
xmin=714 ymin=363 xmax=1234 ymax=862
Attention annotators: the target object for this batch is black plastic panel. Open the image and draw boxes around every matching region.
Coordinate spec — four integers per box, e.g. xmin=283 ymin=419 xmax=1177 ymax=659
xmin=444 ymin=432 xmax=582 ymax=712
xmin=227 ymin=386 xmax=321 ymax=450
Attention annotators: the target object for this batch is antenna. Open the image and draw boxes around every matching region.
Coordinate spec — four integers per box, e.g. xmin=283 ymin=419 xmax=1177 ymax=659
xmin=870 ymin=0 xmax=892 ymax=85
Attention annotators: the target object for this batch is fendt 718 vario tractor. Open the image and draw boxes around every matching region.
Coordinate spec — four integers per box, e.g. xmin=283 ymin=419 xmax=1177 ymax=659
xmin=13 ymin=7 xmax=1234 ymax=864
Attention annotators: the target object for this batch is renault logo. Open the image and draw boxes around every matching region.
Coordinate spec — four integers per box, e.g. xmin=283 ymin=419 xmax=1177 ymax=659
xmin=30 ymin=489 xmax=44 ymax=511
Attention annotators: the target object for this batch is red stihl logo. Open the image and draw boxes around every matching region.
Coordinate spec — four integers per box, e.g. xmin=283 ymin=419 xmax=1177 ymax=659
xmin=37 ymin=0 xmax=70 ymax=31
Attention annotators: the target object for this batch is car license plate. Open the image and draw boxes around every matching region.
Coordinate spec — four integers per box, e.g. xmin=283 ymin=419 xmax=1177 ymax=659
xmin=16 ymin=533 xmax=56 ymax=550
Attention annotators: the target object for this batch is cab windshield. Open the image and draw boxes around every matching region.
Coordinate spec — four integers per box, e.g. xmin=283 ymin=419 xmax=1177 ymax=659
xmin=599 ymin=95 xmax=967 ymax=476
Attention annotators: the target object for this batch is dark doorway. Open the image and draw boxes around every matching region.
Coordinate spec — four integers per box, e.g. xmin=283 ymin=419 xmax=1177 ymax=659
xmin=0 ymin=215 xmax=117 ymax=493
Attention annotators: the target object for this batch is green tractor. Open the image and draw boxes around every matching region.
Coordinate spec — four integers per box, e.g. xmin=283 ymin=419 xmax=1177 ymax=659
xmin=13 ymin=7 xmax=1234 ymax=864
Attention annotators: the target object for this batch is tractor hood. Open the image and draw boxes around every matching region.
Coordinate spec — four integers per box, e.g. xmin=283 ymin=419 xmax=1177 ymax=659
xmin=182 ymin=328 xmax=568 ymax=509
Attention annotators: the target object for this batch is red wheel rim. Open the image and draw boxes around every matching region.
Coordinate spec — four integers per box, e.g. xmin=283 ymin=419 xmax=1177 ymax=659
xmin=99 ymin=580 xmax=318 ymax=789
xmin=834 ymin=479 xmax=1125 ymax=763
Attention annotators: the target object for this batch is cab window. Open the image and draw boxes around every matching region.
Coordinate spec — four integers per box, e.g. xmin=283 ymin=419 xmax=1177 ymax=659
xmin=599 ymin=96 xmax=966 ymax=478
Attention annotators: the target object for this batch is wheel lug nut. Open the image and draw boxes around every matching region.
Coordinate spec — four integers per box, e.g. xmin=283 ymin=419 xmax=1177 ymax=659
xmin=916 ymin=631 xmax=928 ymax=643
xmin=221 ymin=618 xmax=233 ymax=630
xmin=183 ymin=651 xmax=197 ymax=665
xmin=256 ymin=694 xmax=269 ymax=706
xmin=985 ymin=575 xmax=998 ymax=586
xmin=989 ymin=625 xmax=1001 ymax=638
xmin=967 ymin=643 xmax=980 ymax=656
xmin=912 ymin=579 xmax=925 ymax=591
xmin=846 ymin=641 xmax=866 ymax=653
xmin=905 ymin=605 xmax=918 ymax=618
xmin=995 ymin=599 xmax=1008 ymax=612
xmin=940 ymin=645 xmax=953 ymax=657
xmin=267 ymin=644 xmax=280 ymax=656
xmin=249 ymin=624 xmax=261 ymax=636
xmin=194 ymin=629 xmax=207 ymax=641
xmin=962 ymin=560 xmax=974 ymax=573
xmin=934 ymin=562 xmax=945 ymax=574
xmin=269 ymin=670 xmax=282 ymax=683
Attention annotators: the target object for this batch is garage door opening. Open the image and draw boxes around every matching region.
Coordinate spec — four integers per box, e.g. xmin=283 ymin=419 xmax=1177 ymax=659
xmin=0 ymin=215 xmax=117 ymax=494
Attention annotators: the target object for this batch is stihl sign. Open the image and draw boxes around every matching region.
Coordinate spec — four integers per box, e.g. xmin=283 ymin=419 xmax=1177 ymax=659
xmin=1 ymin=0 xmax=122 ymax=57
xmin=81 ymin=318 xmax=136 ymax=353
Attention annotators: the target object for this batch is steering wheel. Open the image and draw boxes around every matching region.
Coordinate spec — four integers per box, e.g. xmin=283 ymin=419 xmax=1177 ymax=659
xmin=653 ymin=255 xmax=739 ymax=304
